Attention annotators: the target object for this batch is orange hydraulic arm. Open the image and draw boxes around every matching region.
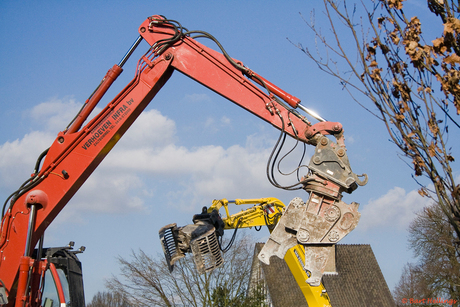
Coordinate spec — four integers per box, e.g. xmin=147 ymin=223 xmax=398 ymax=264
xmin=0 ymin=15 xmax=343 ymax=305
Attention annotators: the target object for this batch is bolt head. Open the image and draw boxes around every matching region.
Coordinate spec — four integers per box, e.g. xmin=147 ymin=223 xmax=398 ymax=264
xmin=337 ymin=148 xmax=345 ymax=157
xmin=297 ymin=229 xmax=310 ymax=243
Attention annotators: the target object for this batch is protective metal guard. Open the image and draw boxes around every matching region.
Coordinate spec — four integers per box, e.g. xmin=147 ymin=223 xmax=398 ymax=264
xmin=190 ymin=228 xmax=223 ymax=274
xmin=258 ymin=196 xmax=360 ymax=286
xmin=159 ymin=223 xmax=185 ymax=272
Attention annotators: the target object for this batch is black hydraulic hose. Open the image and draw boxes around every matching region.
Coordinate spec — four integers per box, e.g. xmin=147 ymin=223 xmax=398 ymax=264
xmin=2 ymin=147 xmax=49 ymax=217
xmin=270 ymin=132 xmax=288 ymax=188
xmin=34 ymin=148 xmax=50 ymax=175
xmin=219 ymin=219 xmax=241 ymax=253
xmin=266 ymin=115 xmax=300 ymax=190
xmin=266 ymin=119 xmax=287 ymax=189
xmin=2 ymin=176 xmax=43 ymax=217
xmin=187 ymin=31 xmax=245 ymax=70
xmin=266 ymin=115 xmax=313 ymax=190
xmin=275 ymin=118 xmax=308 ymax=182
xmin=2 ymin=178 xmax=31 ymax=217
xmin=150 ymin=18 xmax=187 ymax=55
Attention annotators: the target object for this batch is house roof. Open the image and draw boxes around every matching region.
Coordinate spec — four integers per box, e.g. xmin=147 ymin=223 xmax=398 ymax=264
xmin=252 ymin=243 xmax=307 ymax=306
xmin=253 ymin=243 xmax=395 ymax=307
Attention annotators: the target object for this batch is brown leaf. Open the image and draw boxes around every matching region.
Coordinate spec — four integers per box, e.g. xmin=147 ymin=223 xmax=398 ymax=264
xmin=444 ymin=21 xmax=455 ymax=34
xmin=370 ymin=68 xmax=383 ymax=82
xmin=370 ymin=60 xmax=378 ymax=67
xmin=388 ymin=0 xmax=404 ymax=10
xmin=413 ymin=156 xmax=425 ymax=176
xmin=395 ymin=114 xmax=405 ymax=121
xmin=428 ymin=142 xmax=437 ymax=157
xmin=432 ymin=37 xmax=444 ymax=48
xmin=444 ymin=18 xmax=460 ymax=35
xmin=390 ymin=29 xmax=400 ymax=45
xmin=406 ymin=41 xmax=418 ymax=53
xmin=432 ymin=37 xmax=447 ymax=54
xmin=453 ymin=18 xmax=460 ymax=30
xmin=447 ymin=155 xmax=455 ymax=162
xmin=418 ymin=188 xmax=428 ymax=197
xmin=402 ymin=100 xmax=410 ymax=112
xmin=428 ymin=113 xmax=440 ymax=135
xmin=367 ymin=44 xmax=376 ymax=56
xmin=378 ymin=17 xmax=385 ymax=29
xmin=410 ymin=17 xmax=421 ymax=28
xmin=425 ymin=55 xmax=437 ymax=67
xmin=444 ymin=53 xmax=460 ymax=65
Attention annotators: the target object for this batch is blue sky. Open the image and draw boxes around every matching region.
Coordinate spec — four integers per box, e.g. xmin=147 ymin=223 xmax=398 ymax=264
xmin=0 ymin=0 xmax=448 ymax=302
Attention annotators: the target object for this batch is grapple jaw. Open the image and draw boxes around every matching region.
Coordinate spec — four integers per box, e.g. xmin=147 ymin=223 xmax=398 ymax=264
xmin=159 ymin=223 xmax=185 ymax=273
xmin=159 ymin=210 xmax=225 ymax=274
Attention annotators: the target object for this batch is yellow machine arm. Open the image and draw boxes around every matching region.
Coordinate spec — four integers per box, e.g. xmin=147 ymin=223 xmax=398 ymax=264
xmin=207 ymin=198 xmax=284 ymax=230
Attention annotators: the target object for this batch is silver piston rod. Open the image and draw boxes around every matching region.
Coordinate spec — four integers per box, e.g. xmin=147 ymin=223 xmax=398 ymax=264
xmin=24 ymin=204 xmax=37 ymax=257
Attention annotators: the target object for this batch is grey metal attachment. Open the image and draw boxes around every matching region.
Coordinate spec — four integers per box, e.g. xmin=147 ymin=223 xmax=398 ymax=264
xmin=190 ymin=228 xmax=223 ymax=274
xmin=258 ymin=196 xmax=360 ymax=287
xmin=159 ymin=221 xmax=223 ymax=274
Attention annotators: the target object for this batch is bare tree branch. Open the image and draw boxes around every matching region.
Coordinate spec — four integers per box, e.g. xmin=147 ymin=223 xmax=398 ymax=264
xmin=105 ymin=234 xmax=265 ymax=307
xmin=295 ymin=0 xmax=460 ymax=246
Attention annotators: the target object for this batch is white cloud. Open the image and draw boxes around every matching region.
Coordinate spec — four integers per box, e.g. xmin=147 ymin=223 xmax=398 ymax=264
xmin=113 ymin=109 xmax=176 ymax=148
xmin=0 ymin=98 xmax=85 ymax=189
xmin=0 ymin=131 xmax=55 ymax=189
xmin=103 ymin=128 xmax=279 ymax=211
xmin=221 ymin=116 xmax=231 ymax=125
xmin=357 ymin=186 xmax=432 ymax=231
xmin=3 ymin=97 xmax=299 ymax=223
xmin=204 ymin=116 xmax=231 ymax=130
xmin=56 ymin=171 xmax=148 ymax=224
xmin=205 ymin=117 xmax=215 ymax=128
xmin=183 ymin=93 xmax=212 ymax=103
xmin=27 ymin=96 xmax=83 ymax=132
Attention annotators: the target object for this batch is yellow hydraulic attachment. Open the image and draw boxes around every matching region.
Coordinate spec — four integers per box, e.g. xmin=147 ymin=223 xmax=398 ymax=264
xmin=208 ymin=198 xmax=331 ymax=307
xmin=159 ymin=197 xmax=335 ymax=306
xmin=207 ymin=198 xmax=284 ymax=230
